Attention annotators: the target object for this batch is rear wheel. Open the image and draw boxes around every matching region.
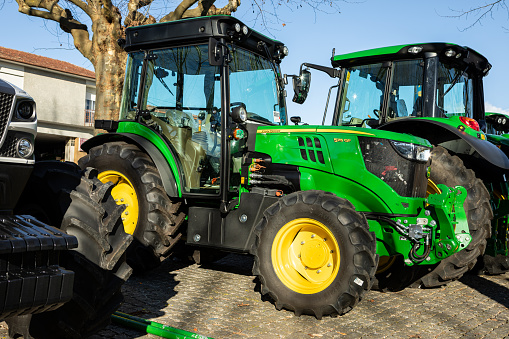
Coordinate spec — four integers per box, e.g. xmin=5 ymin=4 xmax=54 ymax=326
xmin=411 ymin=146 xmax=492 ymax=287
xmin=252 ymin=190 xmax=377 ymax=318
xmin=476 ymin=187 xmax=509 ymax=275
xmin=79 ymin=141 xmax=186 ymax=272
xmin=16 ymin=163 xmax=132 ymax=338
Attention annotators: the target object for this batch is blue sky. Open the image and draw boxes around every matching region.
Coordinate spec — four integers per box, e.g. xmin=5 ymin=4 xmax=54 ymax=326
xmin=1 ymin=0 xmax=508 ymax=125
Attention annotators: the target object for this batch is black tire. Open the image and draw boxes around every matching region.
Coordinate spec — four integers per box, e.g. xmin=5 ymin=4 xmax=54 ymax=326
xmin=411 ymin=146 xmax=492 ymax=287
xmin=252 ymin=190 xmax=378 ymax=319
xmin=16 ymin=164 xmax=132 ymax=338
xmin=79 ymin=141 xmax=186 ymax=272
xmin=478 ymin=254 xmax=509 ymax=275
xmin=14 ymin=160 xmax=84 ymax=226
xmin=371 ymin=255 xmax=420 ymax=292
xmin=476 ymin=182 xmax=509 ymax=275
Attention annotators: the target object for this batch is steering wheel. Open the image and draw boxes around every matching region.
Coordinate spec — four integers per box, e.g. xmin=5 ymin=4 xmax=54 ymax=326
xmin=373 ymin=109 xmax=380 ymax=118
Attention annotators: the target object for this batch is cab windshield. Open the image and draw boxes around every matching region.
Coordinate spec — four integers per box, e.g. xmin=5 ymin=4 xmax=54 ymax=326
xmin=335 ymin=58 xmax=474 ymax=125
xmin=119 ymin=44 xmax=283 ymax=193
xmin=120 ymin=45 xmax=285 ymax=125
xmin=436 ymin=62 xmax=474 ymax=118
xmin=337 ymin=63 xmax=388 ymax=126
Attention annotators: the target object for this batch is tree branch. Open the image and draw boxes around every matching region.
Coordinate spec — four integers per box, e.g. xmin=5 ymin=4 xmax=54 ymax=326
xmin=160 ymin=0 xmax=198 ymax=22
xmin=183 ymin=0 xmax=241 ymax=17
xmin=444 ymin=0 xmax=507 ymax=30
xmin=125 ymin=0 xmax=156 ymax=27
xmin=16 ymin=0 xmax=93 ymax=60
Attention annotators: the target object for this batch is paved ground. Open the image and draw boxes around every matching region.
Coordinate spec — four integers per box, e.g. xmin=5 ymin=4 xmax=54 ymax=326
xmin=2 ymin=254 xmax=509 ymax=338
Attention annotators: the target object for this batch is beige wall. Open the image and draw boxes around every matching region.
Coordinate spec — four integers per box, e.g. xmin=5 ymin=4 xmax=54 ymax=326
xmin=0 ymin=61 xmax=24 ymax=88
xmin=0 ymin=59 xmax=96 ymax=164
xmin=23 ymin=68 xmax=87 ymax=126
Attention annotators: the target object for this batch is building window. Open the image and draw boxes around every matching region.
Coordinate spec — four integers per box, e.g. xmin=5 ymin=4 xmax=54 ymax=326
xmin=85 ymin=99 xmax=95 ymax=126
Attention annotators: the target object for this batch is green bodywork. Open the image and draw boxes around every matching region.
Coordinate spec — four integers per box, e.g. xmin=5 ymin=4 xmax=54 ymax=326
xmin=117 ymin=121 xmax=183 ymax=196
xmin=252 ymin=125 xmax=470 ymax=263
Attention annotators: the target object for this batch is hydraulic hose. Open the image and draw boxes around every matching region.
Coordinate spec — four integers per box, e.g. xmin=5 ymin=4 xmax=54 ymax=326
xmin=112 ymin=311 xmax=212 ymax=339
xmin=409 ymin=235 xmax=431 ymax=264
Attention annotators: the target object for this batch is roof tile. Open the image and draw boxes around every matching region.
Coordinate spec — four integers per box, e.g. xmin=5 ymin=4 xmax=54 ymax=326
xmin=0 ymin=46 xmax=95 ymax=79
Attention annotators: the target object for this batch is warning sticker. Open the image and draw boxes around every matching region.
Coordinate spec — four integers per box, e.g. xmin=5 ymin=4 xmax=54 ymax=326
xmin=273 ymin=111 xmax=280 ymax=123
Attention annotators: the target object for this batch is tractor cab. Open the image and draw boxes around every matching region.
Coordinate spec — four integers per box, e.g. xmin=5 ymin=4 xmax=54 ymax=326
xmin=112 ymin=16 xmax=288 ymax=205
xmin=328 ymin=43 xmax=490 ymax=135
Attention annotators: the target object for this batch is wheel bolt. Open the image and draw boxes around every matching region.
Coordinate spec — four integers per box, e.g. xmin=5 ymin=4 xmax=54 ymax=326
xmin=125 ymin=211 xmax=129 ymax=215
xmin=301 ymin=241 xmax=305 ymax=245
xmin=327 ymin=263 xmax=331 ymax=267
xmin=323 ymin=238 xmax=327 ymax=241
xmin=330 ymin=250 xmax=334 ymax=253
xmin=121 ymin=198 xmax=124 ymax=202
xmin=115 ymin=199 xmax=119 ymax=203
xmin=317 ymin=270 xmax=321 ymax=274
xmin=311 ymin=234 xmax=315 ymax=238
xmin=305 ymin=266 xmax=308 ymax=270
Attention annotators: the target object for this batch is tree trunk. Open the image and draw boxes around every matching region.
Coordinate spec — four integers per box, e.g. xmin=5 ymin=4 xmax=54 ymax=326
xmin=91 ymin=15 xmax=126 ymax=122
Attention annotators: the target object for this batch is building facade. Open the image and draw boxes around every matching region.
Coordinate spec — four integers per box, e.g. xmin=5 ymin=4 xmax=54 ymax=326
xmin=0 ymin=46 xmax=95 ymax=163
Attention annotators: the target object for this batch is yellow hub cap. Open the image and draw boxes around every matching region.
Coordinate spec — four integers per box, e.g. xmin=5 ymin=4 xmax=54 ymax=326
xmin=98 ymin=170 xmax=139 ymax=234
xmin=271 ymin=218 xmax=340 ymax=294
xmin=376 ymin=256 xmax=397 ymax=274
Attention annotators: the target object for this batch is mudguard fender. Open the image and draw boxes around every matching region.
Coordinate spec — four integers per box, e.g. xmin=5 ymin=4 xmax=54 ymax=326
xmin=81 ymin=133 xmax=179 ymax=197
xmin=379 ymin=118 xmax=509 ymax=170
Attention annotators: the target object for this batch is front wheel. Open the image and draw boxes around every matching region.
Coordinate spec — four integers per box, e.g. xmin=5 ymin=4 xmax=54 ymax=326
xmin=252 ymin=190 xmax=378 ymax=319
xmin=79 ymin=141 xmax=186 ymax=272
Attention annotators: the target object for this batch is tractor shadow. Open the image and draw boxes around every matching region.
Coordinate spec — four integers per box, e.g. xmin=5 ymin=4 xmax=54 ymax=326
xmin=199 ymin=252 xmax=254 ymax=276
xmin=119 ymin=258 xmax=191 ymax=318
xmin=459 ymin=274 xmax=509 ymax=308
xmin=119 ymin=253 xmax=255 ymax=318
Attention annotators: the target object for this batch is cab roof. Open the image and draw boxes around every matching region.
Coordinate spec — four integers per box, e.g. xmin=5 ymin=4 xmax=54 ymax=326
xmin=331 ymin=42 xmax=491 ymax=76
xmin=123 ymin=16 xmax=286 ymax=61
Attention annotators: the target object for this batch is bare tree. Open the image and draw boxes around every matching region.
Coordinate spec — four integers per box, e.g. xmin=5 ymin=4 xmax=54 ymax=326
xmin=14 ymin=0 xmax=342 ymax=121
xmin=444 ymin=1 xmax=508 ymax=30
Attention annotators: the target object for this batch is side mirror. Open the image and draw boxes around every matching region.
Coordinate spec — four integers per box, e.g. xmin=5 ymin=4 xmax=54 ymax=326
xmin=290 ymin=116 xmax=301 ymax=125
xmin=208 ymin=38 xmax=223 ymax=66
xmin=292 ymin=69 xmax=311 ymax=104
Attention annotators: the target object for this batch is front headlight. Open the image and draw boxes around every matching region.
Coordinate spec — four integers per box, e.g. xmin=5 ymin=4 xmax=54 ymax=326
xmin=391 ymin=141 xmax=431 ymax=162
xmin=16 ymin=101 xmax=34 ymax=120
xmin=17 ymin=138 xmax=34 ymax=158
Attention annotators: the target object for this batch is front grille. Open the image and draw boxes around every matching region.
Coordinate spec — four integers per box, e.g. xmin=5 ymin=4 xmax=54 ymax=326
xmin=358 ymin=137 xmax=428 ymax=198
xmin=0 ymin=93 xmax=13 ymax=145
xmin=0 ymin=134 xmax=17 ymax=158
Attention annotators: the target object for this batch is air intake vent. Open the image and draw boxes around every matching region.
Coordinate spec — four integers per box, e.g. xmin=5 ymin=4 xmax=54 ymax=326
xmin=297 ymin=137 xmax=326 ymax=164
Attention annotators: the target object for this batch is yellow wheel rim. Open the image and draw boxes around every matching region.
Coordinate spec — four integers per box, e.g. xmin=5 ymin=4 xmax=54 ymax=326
xmin=376 ymin=256 xmax=397 ymax=274
xmin=427 ymin=178 xmax=441 ymax=196
xmin=98 ymin=170 xmax=139 ymax=234
xmin=271 ymin=218 xmax=340 ymax=294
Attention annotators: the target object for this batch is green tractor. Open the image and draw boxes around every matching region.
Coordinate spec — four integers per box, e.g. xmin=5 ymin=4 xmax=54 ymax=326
xmin=79 ymin=18 xmax=469 ymax=318
xmin=292 ymin=43 xmax=509 ymax=288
